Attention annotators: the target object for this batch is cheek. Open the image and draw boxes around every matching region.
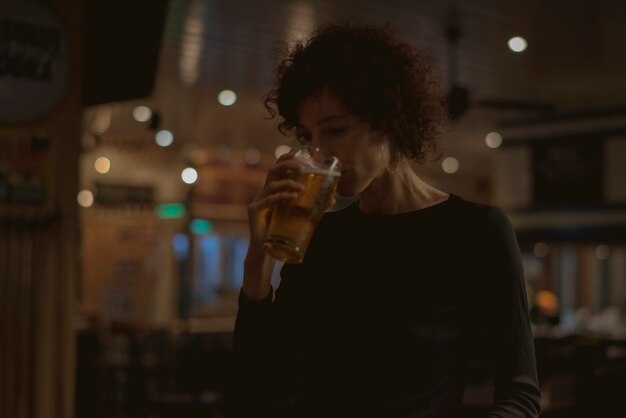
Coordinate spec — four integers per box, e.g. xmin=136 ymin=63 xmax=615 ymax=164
xmin=334 ymin=129 xmax=380 ymax=166
xmin=336 ymin=151 xmax=384 ymax=195
xmin=336 ymin=179 xmax=353 ymax=197
xmin=336 ymin=170 xmax=358 ymax=195
xmin=355 ymin=147 xmax=385 ymax=177
xmin=341 ymin=140 xmax=380 ymax=168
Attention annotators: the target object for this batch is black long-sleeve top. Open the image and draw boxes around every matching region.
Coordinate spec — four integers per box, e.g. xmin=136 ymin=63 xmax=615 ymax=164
xmin=232 ymin=194 xmax=541 ymax=418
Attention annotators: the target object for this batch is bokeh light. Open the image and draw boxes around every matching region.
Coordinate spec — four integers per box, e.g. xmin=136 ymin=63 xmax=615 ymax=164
xmin=132 ymin=106 xmax=152 ymax=122
xmin=94 ymin=157 xmax=111 ymax=174
xmin=218 ymin=90 xmax=237 ymax=106
xmin=244 ymin=148 xmax=262 ymax=165
xmin=442 ymin=157 xmax=459 ymax=174
xmin=181 ymin=167 xmax=198 ymax=184
xmin=155 ymin=130 xmax=174 ymax=147
xmin=77 ymin=190 xmax=94 ymax=208
xmin=534 ymin=242 xmax=549 ymax=258
xmin=508 ymin=36 xmax=527 ymax=52
xmin=595 ymin=244 xmax=610 ymax=260
xmin=485 ymin=132 xmax=503 ymax=149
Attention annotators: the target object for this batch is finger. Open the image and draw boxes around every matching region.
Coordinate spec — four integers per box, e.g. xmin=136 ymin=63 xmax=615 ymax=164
xmin=264 ymin=160 xmax=302 ymax=185
xmin=255 ymin=179 xmax=303 ymax=202
xmin=270 ymin=159 xmax=301 ymax=174
xmin=249 ymin=192 xmax=298 ymax=214
xmin=261 ymin=179 xmax=304 ymax=196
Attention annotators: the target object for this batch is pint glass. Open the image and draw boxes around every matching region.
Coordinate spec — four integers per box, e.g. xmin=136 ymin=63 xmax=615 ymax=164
xmin=264 ymin=146 xmax=341 ymax=264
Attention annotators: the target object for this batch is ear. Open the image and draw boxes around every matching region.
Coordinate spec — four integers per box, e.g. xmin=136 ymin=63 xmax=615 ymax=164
xmin=380 ymin=138 xmax=398 ymax=163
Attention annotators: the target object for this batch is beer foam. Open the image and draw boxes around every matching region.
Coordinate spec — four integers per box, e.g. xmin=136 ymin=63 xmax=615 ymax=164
xmin=295 ymin=151 xmax=315 ymax=165
xmin=294 ymin=148 xmax=341 ymax=176
xmin=299 ymin=165 xmax=341 ymax=177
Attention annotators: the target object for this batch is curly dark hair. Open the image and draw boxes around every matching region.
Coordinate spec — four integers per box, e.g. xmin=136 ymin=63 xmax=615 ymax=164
xmin=264 ymin=22 xmax=449 ymax=164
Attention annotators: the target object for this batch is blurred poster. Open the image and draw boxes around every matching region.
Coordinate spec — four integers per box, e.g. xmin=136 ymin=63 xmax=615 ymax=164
xmin=0 ymin=128 xmax=53 ymax=205
xmin=82 ymin=218 xmax=161 ymax=323
xmin=95 ymin=182 xmax=154 ymax=206
xmin=532 ymin=135 xmax=604 ymax=208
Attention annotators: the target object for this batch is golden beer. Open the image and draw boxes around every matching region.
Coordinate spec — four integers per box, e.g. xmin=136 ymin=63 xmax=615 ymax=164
xmin=264 ymin=165 xmax=341 ymax=264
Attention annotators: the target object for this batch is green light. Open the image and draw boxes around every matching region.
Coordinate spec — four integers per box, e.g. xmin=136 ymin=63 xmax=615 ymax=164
xmin=156 ymin=203 xmax=186 ymax=219
xmin=190 ymin=219 xmax=213 ymax=235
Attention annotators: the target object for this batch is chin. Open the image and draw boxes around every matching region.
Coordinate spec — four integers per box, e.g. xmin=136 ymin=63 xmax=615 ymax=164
xmin=337 ymin=190 xmax=357 ymax=198
xmin=336 ymin=178 xmax=363 ymax=198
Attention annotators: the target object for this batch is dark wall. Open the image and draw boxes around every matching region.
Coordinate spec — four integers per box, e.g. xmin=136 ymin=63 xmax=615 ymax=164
xmin=83 ymin=0 xmax=169 ymax=105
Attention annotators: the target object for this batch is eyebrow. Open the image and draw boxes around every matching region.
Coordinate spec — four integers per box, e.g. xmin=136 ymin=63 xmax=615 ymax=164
xmin=296 ymin=115 xmax=351 ymax=132
xmin=317 ymin=115 xmax=350 ymax=126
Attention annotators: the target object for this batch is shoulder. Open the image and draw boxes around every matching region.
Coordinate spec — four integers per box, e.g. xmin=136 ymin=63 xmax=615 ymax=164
xmin=452 ymin=197 xmax=524 ymax=290
xmin=448 ymin=195 xmax=517 ymax=249
xmin=450 ymin=194 xmax=512 ymax=228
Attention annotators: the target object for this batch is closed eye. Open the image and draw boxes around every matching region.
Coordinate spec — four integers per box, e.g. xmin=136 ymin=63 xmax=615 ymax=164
xmin=322 ymin=126 xmax=349 ymax=137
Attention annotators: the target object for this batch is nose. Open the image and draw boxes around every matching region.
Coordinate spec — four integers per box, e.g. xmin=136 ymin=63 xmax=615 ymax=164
xmin=309 ymin=135 xmax=323 ymax=150
xmin=309 ymin=136 xmax=333 ymax=155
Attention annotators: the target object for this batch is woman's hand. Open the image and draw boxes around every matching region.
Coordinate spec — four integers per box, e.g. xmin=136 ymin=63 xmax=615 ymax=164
xmin=242 ymin=151 xmax=304 ymax=300
xmin=246 ymin=151 xmax=304 ymax=260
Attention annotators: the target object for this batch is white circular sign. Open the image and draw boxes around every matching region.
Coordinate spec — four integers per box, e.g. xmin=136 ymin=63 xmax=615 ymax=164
xmin=0 ymin=1 xmax=70 ymax=123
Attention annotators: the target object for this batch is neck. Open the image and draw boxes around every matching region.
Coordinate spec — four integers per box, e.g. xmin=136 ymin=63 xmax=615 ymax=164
xmin=358 ymin=161 xmax=448 ymax=215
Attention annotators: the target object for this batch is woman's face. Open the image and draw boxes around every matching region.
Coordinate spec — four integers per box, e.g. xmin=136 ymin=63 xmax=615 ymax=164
xmin=296 ymin=87 xmax=389 ymax=197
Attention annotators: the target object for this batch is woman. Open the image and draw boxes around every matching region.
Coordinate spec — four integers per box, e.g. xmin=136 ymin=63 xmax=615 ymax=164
xmin=232 ymin=23 xmax=540 ymax=418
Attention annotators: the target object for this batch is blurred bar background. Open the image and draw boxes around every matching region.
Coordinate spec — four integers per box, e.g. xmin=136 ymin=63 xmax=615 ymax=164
xmin=1 ymin=0 xmax=626 ymax=417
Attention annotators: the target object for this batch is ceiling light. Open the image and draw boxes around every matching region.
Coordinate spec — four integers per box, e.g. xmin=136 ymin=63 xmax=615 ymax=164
xmin=508 ymin=36 xmax=527 ymax=52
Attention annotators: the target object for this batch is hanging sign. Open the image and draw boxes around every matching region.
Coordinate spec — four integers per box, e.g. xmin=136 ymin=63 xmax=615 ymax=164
xmin=0 ymin=1 xmax=70 ymax=122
